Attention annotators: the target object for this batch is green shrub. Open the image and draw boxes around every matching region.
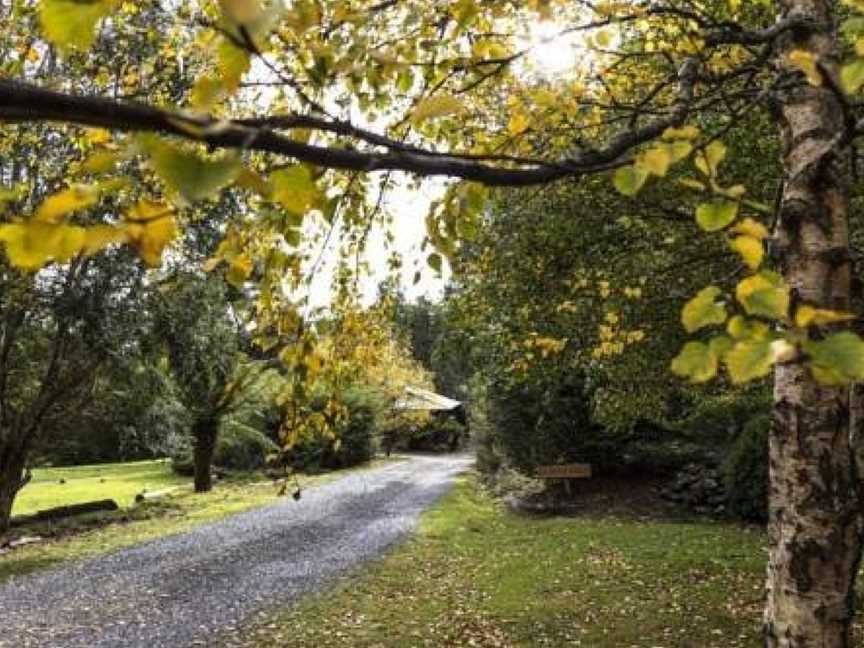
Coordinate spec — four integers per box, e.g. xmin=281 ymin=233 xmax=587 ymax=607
xmin=215 ymin=420 xmax=280 ymax=471
xmin=723 ymin=414 xmax=770 ymax=523
xmin=675 ymin=388 xmax=771 ymax=442
xmin=172 ymin=419 xmax=278 ymax=475
xmin=483 ymin=372 xmax=609 ymax=475
xmin=406 ymin=416 xmax=467 ymax=451
xmin=289 ymin=386 xmax=383 ymax=471
xmin=330 ymin=387 xmax=380 ymax=467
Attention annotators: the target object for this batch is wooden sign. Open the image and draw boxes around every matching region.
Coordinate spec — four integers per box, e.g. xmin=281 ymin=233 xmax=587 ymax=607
xmin=536 ymin=463 xmax=592 ymax=479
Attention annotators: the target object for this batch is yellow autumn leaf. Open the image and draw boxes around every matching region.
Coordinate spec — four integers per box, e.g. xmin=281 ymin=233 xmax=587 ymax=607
xmin=507 ymin=112 xmax=529 ymax=136
xmin=0 ymin=222 xmax=87 ymax=270
xmin=732 ymin=217 xmax=769 ymax=240
xmin=79 ymin=150 xmax=121 ymax=175
xmin=85 ymin=128 xmax=112 ymax=145
xmin=736 ymin=270 xmax=790 ymax=320
xmin=787 ymin=49 xmax=823 ymax=86
xmin=681 ymin=285 xmax=727 ymax=333
xmin=81 ymin=225 xmax=129 ymax=255
xmin=39 ymin=0 xmax=116 ymax=53
xmin=725 ymin=338 xmax=776 ymax=384
xmin=226 ymin=253 xmax=254 ymax=286
xmin=794 ymin=305 xmax=857 ymax=328
xmin=638 ymin=146 xmax=673 ymax=177
xmin=662 ymin=125 xmax=700 ymax=141
xmin=270 ymin=165 xmax=322 ymax=218
xmin=729 ymin=235 xmax=764 ymax=270
xmin=218 ymin=0 xmax=261 ymax=23
xmin=190 ymin=75 xmax=224 ymax=111
xmin=678 ymin=178 xmax=706 ymax=191
xmin=694 ymin=140 xmax=726 ymax=177
xmin=127 ymin=199 xmax=173 ymax=222
xmin=613 ymin=165 xmax=649 ymax=196
xmin=35 ymin=185 xmax=99 ymax=223
xmin=124 ymin=200 xmax=178 ymax=267
xmin=235 ymin=168 xmax=272 ymax=197
xmin=140 ymin=136 xmax=242 ymax=204
xmin=217 ymin=38 xmax=251 ymax=92
xmin=595 ymin=29 xmax=612 ymax=48
xmin=410 ymin=94 xmax=464 ymax=124
xmin=727 ymin=315 xmax=770 ymax=341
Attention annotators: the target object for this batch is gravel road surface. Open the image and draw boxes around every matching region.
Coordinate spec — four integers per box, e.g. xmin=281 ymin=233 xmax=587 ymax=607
xmin=0 ymin=453 xmax=472 ymax=648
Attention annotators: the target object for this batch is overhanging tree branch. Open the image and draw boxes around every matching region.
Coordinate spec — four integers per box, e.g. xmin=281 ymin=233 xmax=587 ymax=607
xmin=0 ymin=63 xmax=698 ymax=186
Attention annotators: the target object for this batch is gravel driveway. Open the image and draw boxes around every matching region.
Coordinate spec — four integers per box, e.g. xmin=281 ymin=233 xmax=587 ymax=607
xmin=1 ymin=453 xmax=472 ymax=648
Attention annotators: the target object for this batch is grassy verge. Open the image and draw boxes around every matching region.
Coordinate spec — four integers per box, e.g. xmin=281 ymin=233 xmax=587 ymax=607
xmin=1 ymin=458 xmax=393 ymax=583
xmin=227 ymin=474 xmax=774 ymax=648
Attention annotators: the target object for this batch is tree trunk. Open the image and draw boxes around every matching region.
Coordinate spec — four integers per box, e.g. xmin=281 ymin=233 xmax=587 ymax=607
xmin=192 ymin=417 xmax=218 ymax=493
xmin=0 ymin=446 xmax=28 ymax=534
xmin=766 ymin=2 xmax=864 ymax=645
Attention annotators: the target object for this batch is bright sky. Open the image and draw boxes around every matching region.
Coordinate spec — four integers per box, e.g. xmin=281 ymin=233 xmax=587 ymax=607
xmin=274 ymin=19 xmax=585 ymax=310
xmin=303 ymin=177 xmax=450 ymax=310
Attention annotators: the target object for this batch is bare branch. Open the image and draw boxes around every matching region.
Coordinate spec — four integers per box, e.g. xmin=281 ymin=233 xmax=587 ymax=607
xmin=0 ymin=59 xmax=698 ymax=187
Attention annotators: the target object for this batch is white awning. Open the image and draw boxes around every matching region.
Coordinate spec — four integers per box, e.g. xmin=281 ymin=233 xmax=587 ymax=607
xmin=393 ymin=385 xmax=461 ymax=411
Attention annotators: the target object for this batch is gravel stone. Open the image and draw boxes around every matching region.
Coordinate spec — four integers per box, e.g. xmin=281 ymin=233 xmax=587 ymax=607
xmin=0 ymin=454 xmax=472 ymax=648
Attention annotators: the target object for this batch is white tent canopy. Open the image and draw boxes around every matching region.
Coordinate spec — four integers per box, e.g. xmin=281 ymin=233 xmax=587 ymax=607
xmin=393 ymin=385 xmax=461 ymax=412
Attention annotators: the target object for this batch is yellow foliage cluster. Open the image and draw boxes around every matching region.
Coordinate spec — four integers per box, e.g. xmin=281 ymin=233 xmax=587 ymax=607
xmin=592 ymin=311 xmax=646 ymax=359
xmin=0 ymin=183 xmax=177 ymax=271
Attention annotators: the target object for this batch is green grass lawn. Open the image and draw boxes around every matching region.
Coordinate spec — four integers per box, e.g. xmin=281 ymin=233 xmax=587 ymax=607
xmin=13 ymin=459 xmax=188 ymax=515
xmin=224 ymin=474 xmax=777 ymax=648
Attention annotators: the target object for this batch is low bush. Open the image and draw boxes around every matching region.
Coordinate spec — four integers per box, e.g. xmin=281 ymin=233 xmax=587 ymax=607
xmin=172 ymin=419 xmax=278 ymax=476
xmin=405 ymin=416 xmax=467 ymax=452
xmin=288 ymin=387 xmax=384 ymax=471
xmin=480 ymin=372 xmax=610 ymax=475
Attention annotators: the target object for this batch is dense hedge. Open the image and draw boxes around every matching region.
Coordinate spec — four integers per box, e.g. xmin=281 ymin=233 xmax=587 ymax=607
xmin=723 ymin=414 xmax=769 ymax=523
xmin=289 ymin=387 xmax=383 ymax=471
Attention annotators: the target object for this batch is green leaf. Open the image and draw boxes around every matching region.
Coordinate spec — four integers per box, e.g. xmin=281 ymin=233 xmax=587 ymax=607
xmin=217 ymin=38 xmax=252 ymax=91
xmin=681 ymin=286 xmax=727 ymax=333
xmin=427 ymin=252 xmax=443 ymax=274
xmin=142 ymin=137 xmax=241 ymax=203
xmin=804 ymin=332 xmax=864 ymax=385
xmin=271 ymin=165 xmax=322 ymax=217
xmin=637 ymin=146 xmax=673 ymax=177
xmin=613 ymin=165 xmax=649 ymax=197
xmin=283 ymin=228 xmax=301 ymax=247
xmin=671 ymin=341 xmax=718 ymax=383
xmin=694 ymin=141 xmax=727 ymax=177
xmin=709 ymin=335 xmax=734 ymax=358
xmin=39 ymin=0 xmax=115 ymax=53
xmin=726 ymin=315 xmax=770 ymax=340
xmin=410 ymin=94 xmax=464 ymax=123
xmin=735 ymin=270 xmax=790 ymax=320
xmin=725 ymin=338 xmax=775 ymax=384
xmin=695 ymin=201 xmax=738 ymax=232
xmin=841 ymin=58 xmax=864 ymax=94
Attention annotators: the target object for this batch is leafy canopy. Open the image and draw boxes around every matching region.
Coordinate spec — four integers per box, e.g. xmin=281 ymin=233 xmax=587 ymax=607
xmin=3 ymin=0 xmax=864 ymax=391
